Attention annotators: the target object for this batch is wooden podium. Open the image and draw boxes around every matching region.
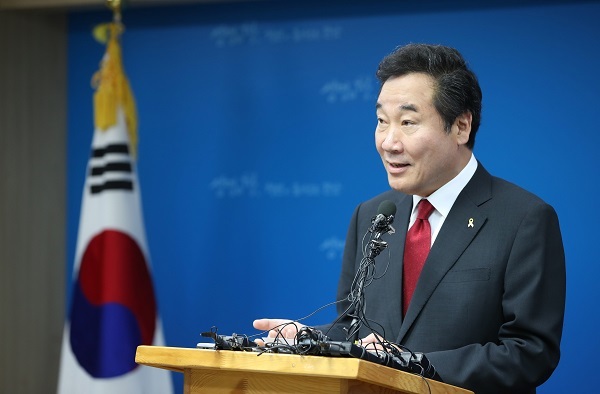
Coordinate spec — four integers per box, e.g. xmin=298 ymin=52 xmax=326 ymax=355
xmin=135 ymin=346 xmax=473 ymax=394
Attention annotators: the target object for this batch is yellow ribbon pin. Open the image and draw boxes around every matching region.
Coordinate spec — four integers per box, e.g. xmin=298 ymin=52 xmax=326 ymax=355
xmin=468 ymin=218 xmax=474 ymax=228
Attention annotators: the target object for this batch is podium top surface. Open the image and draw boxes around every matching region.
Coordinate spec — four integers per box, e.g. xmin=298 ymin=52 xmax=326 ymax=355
xmin=135 ymin=345 xmax=473 ymax=394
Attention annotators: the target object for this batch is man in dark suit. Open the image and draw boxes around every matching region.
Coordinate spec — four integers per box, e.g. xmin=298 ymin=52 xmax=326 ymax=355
xmin=254 ymin=44 xmax=565 ymax=394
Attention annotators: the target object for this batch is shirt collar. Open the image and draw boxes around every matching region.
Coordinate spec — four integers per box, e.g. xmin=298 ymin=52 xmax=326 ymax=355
xmin=411 ymin=153 xmax=478 ymax=217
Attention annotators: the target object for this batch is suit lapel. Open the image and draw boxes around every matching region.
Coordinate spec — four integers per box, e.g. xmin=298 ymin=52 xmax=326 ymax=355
xmin=397 ymin=164 xmax=493 ymax=343
xmin=388 ymin=193 xmax=413 ymax=265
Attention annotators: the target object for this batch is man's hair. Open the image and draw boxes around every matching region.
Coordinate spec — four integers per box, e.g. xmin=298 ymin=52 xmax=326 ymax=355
xmin=376 ymin=43 xmax=482 ymax=149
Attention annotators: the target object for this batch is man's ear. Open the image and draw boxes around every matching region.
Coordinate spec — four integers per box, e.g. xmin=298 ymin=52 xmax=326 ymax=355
xmin=454 ymin=112 xmax=472 ymax=146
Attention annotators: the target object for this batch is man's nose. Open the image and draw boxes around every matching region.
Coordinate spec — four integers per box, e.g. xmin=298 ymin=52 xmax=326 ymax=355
xmin=381 ymin=128 xmax=403 ymax=152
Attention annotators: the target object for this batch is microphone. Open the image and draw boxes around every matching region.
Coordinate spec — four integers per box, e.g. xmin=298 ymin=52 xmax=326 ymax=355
xmin=369 ymin=200 xmax=397 ymax=234
xmin=347 ymin=200 xmax=397 ymax=341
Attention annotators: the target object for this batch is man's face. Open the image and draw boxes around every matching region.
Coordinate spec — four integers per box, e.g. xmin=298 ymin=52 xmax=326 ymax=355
xmin=375 ymin=73 xmax=471 ymax=197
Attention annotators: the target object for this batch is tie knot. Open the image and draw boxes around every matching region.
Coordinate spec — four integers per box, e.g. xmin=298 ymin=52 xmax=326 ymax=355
xmin=416 ymin=199 xmax=435 ymax=220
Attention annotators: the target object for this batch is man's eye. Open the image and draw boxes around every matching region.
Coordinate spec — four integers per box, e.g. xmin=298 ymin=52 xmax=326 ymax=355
xmin=402 ymin=120 xmax=415 ymax=126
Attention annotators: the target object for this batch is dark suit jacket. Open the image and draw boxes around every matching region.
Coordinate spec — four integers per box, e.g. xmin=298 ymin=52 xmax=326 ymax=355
xmin=320 ymin=163 xmax=565 ymax=394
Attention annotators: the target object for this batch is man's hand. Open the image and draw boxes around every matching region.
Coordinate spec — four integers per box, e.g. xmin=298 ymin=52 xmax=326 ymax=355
xmin=359 ymin=333 xmax=379 ymax=347
xmin=359 ymin=333 xmax=393 ymax=352
xmin=253 ymin=318 xmax=305 ymax=343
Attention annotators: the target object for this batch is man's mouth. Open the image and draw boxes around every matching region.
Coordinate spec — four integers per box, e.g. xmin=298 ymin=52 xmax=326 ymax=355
xmin=388 ymin=161 xmax=408 ymax=168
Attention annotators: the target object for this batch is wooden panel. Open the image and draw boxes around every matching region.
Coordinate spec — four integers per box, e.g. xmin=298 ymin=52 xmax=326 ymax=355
xmin=186 ymin=369 xmax=348 ymax=393
xmin=136 ymin=346 xmax=474 ymax=394
xmin=0 ymin=10 xmax=67 ymax=394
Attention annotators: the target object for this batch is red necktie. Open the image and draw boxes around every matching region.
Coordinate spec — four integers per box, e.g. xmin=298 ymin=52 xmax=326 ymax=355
xmin=403 ymin=199 xmax=435 ymax=316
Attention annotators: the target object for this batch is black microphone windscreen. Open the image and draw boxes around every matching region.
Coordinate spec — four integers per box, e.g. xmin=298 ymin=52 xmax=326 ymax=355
xmin=377 ymin=200 xmax=397 ymax=217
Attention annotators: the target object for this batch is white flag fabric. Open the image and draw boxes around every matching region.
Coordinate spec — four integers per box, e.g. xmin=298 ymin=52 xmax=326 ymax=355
xmin=57 ymin=23 xmax=173 ymax=394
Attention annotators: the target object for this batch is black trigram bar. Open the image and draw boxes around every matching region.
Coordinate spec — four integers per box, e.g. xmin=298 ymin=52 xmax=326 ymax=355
xmin=90 ymin=161 xmax=132 ymax=176
xmin=90 ymin=180 xmax=134 ymax=194
xmin=92 ymin=143 xmax=130 ymax=158
xmin=89 ymin=143 xmax=134 ymax=194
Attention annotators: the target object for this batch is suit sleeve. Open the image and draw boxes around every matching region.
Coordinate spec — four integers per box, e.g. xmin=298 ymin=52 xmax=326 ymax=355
xmin=426 ymin=202 xmax=566 ymax=394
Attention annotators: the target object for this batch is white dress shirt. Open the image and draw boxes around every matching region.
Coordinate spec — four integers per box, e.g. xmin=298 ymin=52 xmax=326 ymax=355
xmin=408 ymin=154 xmax=478 ymax=246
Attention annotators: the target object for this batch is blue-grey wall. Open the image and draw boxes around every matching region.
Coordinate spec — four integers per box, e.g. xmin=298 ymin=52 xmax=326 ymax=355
xmin=67 ymin=1 xmax=600 ymax=392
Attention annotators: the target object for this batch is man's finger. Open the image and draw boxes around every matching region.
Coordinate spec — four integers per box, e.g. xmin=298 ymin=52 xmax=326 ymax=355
xmin=253 ymin=318 xmax=273 ymax=330
xmin=359 ymin=333 xmax=377 ymax=345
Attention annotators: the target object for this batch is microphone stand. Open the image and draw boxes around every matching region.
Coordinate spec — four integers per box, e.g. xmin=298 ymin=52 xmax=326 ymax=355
xmin=346 ymin=222 xmax=394 ymax=342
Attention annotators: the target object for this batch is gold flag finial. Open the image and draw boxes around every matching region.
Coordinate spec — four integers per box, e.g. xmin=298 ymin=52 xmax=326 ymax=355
xmin=92 ymin=3 xmax=138 ymax=158
xmin=106 ymin=0 xmax=122 ymax=23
